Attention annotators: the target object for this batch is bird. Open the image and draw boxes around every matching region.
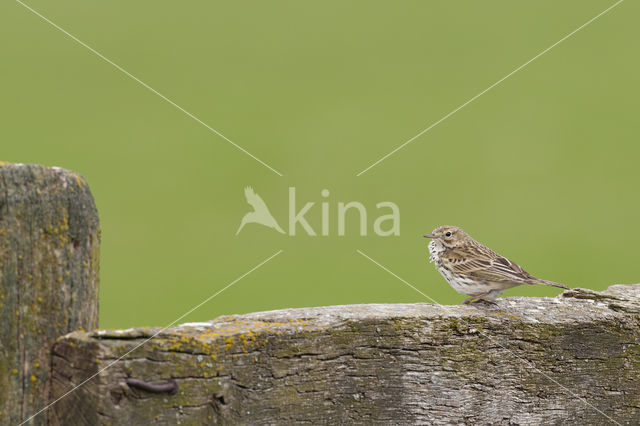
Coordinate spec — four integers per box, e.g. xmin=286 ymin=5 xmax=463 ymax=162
xmin=423 ymin=225 xmax=568 ymax=304
xmin=236 ymin=187 xmax=285 ymax=235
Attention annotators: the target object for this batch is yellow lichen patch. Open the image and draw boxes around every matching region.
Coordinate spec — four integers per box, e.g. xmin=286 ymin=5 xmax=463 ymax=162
xmin=237 ymin=333 xmax=255 ymax=354
xmin=70 ymin=172 xmax=87 ymax=188
xmin=225 ymin=336 xmax=235 ymax=350
xmin=188 ymin=318 xmax=319 ymax=353
xmin=194 ymin=329 xmax=218 ymax=342
xmin=166 ymin=333 xmax=204 ymax=352
xmin=168 ymin=340 xmax=183 ymax=351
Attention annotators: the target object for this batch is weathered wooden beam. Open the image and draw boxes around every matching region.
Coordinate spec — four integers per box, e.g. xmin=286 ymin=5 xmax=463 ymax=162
xmin=0 ymin=164 xmax=100 ymax=425
xmin=48 ymin=284 xmax=640 ymax=424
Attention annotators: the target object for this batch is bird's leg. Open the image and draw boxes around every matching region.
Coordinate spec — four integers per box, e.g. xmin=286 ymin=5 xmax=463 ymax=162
xmin=462 ymin=292 xmax=492 ymax=305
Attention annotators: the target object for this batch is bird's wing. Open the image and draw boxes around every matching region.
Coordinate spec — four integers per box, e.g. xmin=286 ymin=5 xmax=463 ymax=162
xmin=244 ymin=186 xmax=269 ymax=212
xmin=443 ymin=244 xmax=534 ymax=284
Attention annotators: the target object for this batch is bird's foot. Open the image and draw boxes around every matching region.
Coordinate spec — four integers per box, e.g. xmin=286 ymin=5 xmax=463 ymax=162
xmin=462 ymin=291 xmax=498 ymax=306
xmin=462 ymin=292 xmax=493 ymax=305
xmin=472 ymin=299 xmax=498 ymax=307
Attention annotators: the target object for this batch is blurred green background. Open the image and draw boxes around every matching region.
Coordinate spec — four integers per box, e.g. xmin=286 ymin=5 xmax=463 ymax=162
xmin=1 ymin=1 xmax=637 ymax=329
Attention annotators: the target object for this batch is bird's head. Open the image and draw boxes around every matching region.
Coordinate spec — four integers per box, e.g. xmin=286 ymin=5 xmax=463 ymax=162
xmin=423 ymin=225 xmax=469 ymax=248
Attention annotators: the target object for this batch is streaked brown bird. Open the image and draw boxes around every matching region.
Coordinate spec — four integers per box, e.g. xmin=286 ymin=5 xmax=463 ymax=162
xmin=424 ymin=225 xmax=569 ymax=304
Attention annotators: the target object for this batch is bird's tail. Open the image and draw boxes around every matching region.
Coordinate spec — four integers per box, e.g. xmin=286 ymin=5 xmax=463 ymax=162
xmin=531 ymin=278 xmax=569 ymax=290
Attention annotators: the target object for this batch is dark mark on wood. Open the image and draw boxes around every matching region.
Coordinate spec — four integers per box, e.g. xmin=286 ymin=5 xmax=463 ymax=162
xmin=125 ymin=378 xmax=178 ymax=396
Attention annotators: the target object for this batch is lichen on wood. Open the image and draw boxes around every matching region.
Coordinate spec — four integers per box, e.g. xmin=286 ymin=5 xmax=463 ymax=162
xmin=50 ymin=284 xmax=640 ymax=425
xmin=0 ymin=164 xmax=100 ymax=425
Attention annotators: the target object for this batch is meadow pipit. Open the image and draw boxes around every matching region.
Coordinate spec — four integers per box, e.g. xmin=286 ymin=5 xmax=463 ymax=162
xmin=424 ymin=225 xmax=569 ymax=304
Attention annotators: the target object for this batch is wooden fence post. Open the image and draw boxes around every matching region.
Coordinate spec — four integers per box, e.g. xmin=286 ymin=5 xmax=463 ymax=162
xmin=0 ymin=164 xmax=100 ymax=425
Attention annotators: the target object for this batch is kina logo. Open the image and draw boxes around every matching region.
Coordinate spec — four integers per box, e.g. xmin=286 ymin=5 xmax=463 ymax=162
xmin=236 ymin=187 xmax=286 ymax=235
xmin=236 ymin=187 xmax=400 ymax=237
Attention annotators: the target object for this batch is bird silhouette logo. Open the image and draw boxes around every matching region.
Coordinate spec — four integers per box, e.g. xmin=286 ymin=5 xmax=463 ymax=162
xmin=236 ymin=187 xmax=285 ymax=235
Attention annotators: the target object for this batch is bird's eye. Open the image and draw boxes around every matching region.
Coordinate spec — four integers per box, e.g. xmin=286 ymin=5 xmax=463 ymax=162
xmin=445 ymin=231 xmax=452 ymax=237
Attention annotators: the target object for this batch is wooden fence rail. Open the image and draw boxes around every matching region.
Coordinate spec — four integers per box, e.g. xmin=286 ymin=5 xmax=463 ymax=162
xmin=50 ymin=285 xmax=639 ymax=425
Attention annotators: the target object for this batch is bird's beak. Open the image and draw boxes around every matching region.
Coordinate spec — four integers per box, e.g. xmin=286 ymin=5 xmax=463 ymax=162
xmin=423 ymin=233 xmax=436 ymax=239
